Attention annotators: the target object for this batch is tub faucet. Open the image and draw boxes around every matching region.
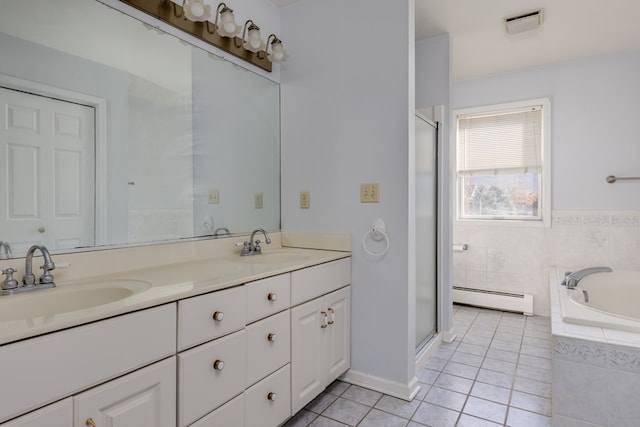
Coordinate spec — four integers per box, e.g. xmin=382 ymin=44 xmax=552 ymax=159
xmin=241 ymin=228 xmax=271 ymax=256
xmin=23 ymin=245 xmax=56 ymax=287
xmin=562 ymin=267 xmax=612 ymax=289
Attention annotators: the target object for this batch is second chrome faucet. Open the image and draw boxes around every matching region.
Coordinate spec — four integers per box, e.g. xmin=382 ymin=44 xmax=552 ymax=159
xmin=240 ymin=228 xmax=272 ymax=256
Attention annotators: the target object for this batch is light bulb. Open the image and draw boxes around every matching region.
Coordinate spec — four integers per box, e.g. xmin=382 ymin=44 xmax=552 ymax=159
xmin=183 ymin=0 xmax=211 ymax=22
xmin=190 ymin=3 xmax=204 ymax=17
xmin=220 ymin=9 xmax=237 ymax=34
xmin=248 ymin=29 xmax=262 ymax=50
xmin=272 ymin=42 xmax=284 ymax=61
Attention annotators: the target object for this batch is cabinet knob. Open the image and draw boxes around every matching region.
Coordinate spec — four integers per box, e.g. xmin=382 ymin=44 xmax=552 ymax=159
xmin=86 ymin=419 xmax=97 ymax=427
xmin=327 ymin=307 xmax=335 ymax=325
xmin=268 ymin=333 xmax=277 ymax=342
xmin=268 ymin=292 xmax=277 ymax=301
xmin=213 ymin=359 xmax=225 ymax=370
xmin=212 ymin=311 xmax=224 ymax=321
xmin=267 ymin=392 xmax=277 ymax=401
xmin=320 ymin=311 xmax=328 ymax=328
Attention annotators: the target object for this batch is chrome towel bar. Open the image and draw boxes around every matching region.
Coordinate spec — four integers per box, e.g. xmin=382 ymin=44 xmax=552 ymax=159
xmin=606 ymin=175 xmax=640 ymax=184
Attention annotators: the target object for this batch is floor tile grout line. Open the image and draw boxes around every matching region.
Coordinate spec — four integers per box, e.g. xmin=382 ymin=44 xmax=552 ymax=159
xmin=295 ymin=306 xmax=552 ymax=427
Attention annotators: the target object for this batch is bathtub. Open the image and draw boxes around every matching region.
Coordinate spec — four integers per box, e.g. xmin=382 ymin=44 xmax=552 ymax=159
xmin=557 ymin=270 xmax=640 ymax=332
xmin=552 ymin=269 xmax=640 ymax=426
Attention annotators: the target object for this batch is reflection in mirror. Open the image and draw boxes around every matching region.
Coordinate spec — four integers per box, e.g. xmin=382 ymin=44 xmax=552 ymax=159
xmin=0 ymin=0 xmax=280 ymax=258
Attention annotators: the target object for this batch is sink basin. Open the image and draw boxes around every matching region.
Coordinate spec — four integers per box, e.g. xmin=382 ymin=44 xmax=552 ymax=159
xmin=236 ymin=252 xmax=310 ymax=265
xmin=0 ymin=279 xmax=151 ymax=321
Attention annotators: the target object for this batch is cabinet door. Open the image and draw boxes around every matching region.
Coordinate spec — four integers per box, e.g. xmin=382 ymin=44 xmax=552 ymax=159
xmin=290 ymin=297 xmax=326 ymax=414
xmin=74 ymin=357 xmax=176 ymax=427
xmin=0 ymin=398 xmax=72 ymax=427
xmin=325 ymin=286 xmax=351 ymax=383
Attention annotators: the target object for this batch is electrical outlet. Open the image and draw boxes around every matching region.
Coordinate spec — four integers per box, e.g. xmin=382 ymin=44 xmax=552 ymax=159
xmin=208 ymin=189 xmax=220 ymax=204
xmin=300 ymin=191 xmax=310 ymax=209
xmin=255 ymin=192 xmax=263 ymax=209
xmin=360 ymin=183 xmax=379 ymax=203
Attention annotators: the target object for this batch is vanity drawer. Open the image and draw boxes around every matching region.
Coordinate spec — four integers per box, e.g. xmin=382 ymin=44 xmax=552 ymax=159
xmin=290 ymin=258 xmax=351 ymax=305
xmin=245 ymin=310 xmax=290 ymax=387
xmin=190 ymin=393 xmax=245 ymax=427
xmin=245 ymin=364 xmax=291 ymax=427
xmin=0 ymin=303 xmax=176 ymax=423
xmin=177 ymin=285 xmax=246 ymax=351
xmin=247 ymin=273 xmax=290 ymax=323
xmin=0 ymin=397 xmax=72 ymax=427
xmin=177 ymin=330 xmax=246 ymax=427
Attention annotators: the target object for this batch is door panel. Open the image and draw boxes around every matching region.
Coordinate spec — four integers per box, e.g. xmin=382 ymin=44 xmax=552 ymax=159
xmin=0 ymin=86 xmax=95 ymax=253
xmin=415 ymin=115 xmax=438 ymax=350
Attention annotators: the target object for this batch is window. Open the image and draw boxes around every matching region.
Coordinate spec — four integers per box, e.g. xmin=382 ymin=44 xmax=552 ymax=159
xmin=455 ymin=99 xmax=550 ymax=224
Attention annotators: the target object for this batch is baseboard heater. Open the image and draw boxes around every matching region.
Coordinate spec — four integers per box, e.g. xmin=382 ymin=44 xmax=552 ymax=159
xmin=453 ymin=286 xmax=533 ymax=316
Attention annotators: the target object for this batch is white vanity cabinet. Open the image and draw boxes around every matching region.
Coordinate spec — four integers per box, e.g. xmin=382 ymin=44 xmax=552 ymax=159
xmin=0 ymin=254 xmax=352 ymax=427
xmin=74 ymin=357 xmax=176 ymax=427
xmin=290 ymin=259 xmax=351 ymax=414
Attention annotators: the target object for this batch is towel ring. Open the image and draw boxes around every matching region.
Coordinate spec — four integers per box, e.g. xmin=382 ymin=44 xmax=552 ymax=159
xmin=362 ymin=218 xmax=390 ymax=257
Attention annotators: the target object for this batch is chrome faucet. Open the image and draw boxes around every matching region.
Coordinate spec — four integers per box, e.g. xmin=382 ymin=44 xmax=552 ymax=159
xmin=562 ymin=267 xmax=612 ymax=289
xmin=1 ymin=245 xmax=56 ymax=295
xmin=241 ymin=228 xmax=272 ymax=256
xmin=0 ymin=240 xmax=12 ymax=259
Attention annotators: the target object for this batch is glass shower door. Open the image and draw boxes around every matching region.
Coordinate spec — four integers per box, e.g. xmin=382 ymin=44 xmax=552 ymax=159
xmin=415 ymin=115 xmax=438 ymax=351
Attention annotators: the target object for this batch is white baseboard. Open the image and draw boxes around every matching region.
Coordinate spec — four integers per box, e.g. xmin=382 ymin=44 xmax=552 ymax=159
xmin=339 ymin=369 xmax=420 ymax=401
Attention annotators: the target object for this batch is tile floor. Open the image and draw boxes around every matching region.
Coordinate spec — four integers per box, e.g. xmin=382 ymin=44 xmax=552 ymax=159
xmin=283 ymin=304 xmax=552 ymax=427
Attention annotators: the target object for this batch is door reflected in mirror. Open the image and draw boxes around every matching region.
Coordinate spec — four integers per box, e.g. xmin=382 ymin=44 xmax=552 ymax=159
xmin=0 ymin=0 xmax=281 ymax=257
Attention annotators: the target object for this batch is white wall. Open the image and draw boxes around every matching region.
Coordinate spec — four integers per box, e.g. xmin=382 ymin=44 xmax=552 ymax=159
xmin=452 ymin=50 xmax=640 ymax=316
xmin=280 ymin=0 xmax=418 ymax=396
xmin=454 ymin=50 xmax=640 ymax=211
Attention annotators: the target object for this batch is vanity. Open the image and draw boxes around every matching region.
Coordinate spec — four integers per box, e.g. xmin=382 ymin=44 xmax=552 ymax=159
xmin=0 ymin=236 xmax=351 ymax=426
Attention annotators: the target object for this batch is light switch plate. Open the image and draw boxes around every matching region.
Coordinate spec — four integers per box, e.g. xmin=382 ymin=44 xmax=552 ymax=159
xmin=300 ymin=191 xmax=310 ymax=209
xmin=360 ymin=183 xmax=379 ymax=203
xmin=255 ymin=192 xmax=263 ymax=209
xmin=208 ymin=189 xmax=220 ymax=204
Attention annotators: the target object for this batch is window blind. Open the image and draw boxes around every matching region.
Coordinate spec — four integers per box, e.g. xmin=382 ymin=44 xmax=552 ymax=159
xmin=457 ymin=106 xmax=543 ymax=175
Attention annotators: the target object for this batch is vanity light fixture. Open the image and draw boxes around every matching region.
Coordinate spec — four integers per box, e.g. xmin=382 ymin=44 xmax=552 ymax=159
xmin=240 ymin=20 xmax=266 ymax=52
xmin=121 ymin=0 xmax=288 ymax=72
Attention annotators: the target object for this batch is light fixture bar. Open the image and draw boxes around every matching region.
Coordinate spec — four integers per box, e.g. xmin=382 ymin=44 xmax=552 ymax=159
xmin=120 ymin=0 xmax=273 ymax=72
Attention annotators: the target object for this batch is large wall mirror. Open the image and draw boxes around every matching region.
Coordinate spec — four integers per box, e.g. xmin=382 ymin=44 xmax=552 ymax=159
xmin=0 ymin=0 xmax=281 ymax=258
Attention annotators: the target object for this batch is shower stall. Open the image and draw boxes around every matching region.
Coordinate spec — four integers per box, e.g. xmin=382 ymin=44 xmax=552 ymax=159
xmin=415 ymin=114 xmax=439 ymax=351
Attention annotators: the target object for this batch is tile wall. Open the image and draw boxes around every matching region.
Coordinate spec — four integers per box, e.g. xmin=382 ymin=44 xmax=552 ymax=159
xmin=453 ymin=210 xmax=640 ymax=316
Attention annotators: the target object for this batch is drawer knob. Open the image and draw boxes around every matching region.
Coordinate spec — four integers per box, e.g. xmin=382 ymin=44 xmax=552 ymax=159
xmin=86 ymin=419 xmax=97 ymax=427
xmin=213 ymin=359 xmax=225 ymax=370
xmin=268 ymin=333 xmax=277 ymax=342
xmin=267 ymin=392 xmax=277 ymax=401
xmin=268 ymin=292 xmax=277 ymax=301
xmin=212 ymin=311 xmax=224 ymax=321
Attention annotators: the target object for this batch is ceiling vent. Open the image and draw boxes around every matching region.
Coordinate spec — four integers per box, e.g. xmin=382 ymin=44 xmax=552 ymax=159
xmin=504 ymin=10 xmax=543 ymax=35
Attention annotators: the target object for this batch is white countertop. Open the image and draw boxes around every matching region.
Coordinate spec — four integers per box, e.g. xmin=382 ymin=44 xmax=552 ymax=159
xmin=0 ymin=247 xmax=350 ymax=346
